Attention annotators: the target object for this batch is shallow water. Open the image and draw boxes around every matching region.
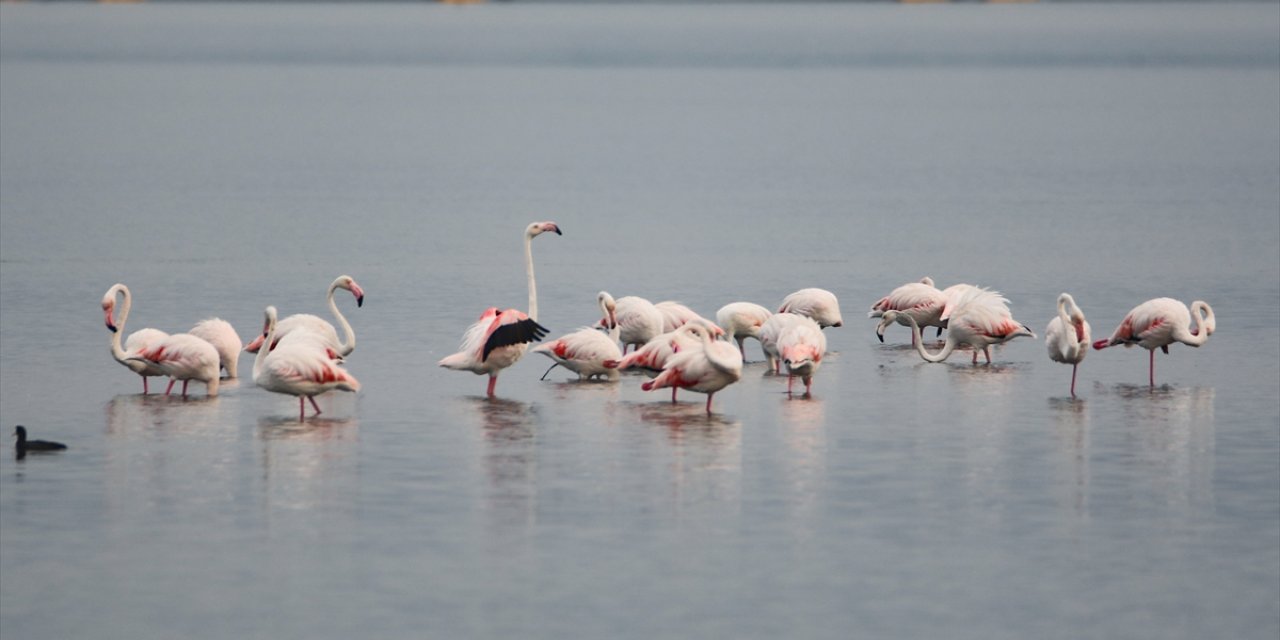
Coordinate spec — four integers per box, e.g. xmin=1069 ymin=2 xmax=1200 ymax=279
xmin=1 ymin=3 xmax=1278 ymax=639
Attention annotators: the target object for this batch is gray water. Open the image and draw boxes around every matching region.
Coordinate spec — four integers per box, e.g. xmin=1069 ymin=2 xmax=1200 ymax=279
xmin=2 ymin=3 xmax=1278 ymax=639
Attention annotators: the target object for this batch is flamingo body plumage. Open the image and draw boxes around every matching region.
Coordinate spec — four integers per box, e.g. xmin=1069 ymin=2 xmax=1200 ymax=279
xmin=715 ymin=302 xmax=773 ymax=360
xmin=878 ymin=287 xmax=1034 ymax=364
xmin=129 ymin=333 xmax=221 ymax=397
xmin=869 ymin=276 xmax=947 ymax=343
xmin=640 ymin=325 xmax=743 ymax=413
xmin=777 ymin=316 xmax=827 ymax=396
xmin=189 ymin=318 xmax=243 ymax=379
xmin=1092 ymin=297 xmax=1215 ymax=387
xmin=253 ymin=306 xmax=360 ymax=419
xmin=778 ymin=288 xmax=843 ymax=328
xmin=1045 ymin=293 xmax=1091 ymax=396
xmin=758 ymin=312 xmax=813 ymax=373
xmin=598 ymin=292 xmax=665 ymax=355
xmin=655 ymin=301 xmax=725 ymax=338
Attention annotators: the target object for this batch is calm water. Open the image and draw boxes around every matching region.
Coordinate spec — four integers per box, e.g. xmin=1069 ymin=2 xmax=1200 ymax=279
xmin=2 ymin=3 xmax=1278 ymax=639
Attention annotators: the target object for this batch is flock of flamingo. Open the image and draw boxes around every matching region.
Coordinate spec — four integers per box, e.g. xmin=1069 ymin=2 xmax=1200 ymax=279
xmin=101 ymin=220 xmax=1217 ymax=418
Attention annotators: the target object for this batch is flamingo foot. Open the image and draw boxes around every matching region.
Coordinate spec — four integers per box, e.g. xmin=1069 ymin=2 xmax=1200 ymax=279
xmin=309 ymin=396 xmax=323 ymax=416
xmin=181 ymin=380 xmax=190 ymax=398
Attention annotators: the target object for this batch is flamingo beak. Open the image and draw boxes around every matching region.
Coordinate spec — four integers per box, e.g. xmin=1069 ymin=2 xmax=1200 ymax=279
xmin=349 ymin=283 xmax=365 ymax=308
xmin=104 ymin=307 xmax=118 ymax=333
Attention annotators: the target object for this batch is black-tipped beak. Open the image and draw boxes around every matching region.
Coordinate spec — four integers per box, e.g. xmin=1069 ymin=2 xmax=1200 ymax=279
xmin=357 ymin=296 xmax=364 ymax=308
xmin=877 ymin=332 xmax=885 ymax=344
xmin=554 ymin=227 xmax=563 ymax=236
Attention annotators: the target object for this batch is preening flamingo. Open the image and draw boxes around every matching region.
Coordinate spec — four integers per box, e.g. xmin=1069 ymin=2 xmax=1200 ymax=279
xmin=868 ymin=276 xmax=947 ymax=344
xmin=439 ymin=221 xmax=560 ymax=397
xmin=777 ymin=315 xmax=827 ymax=396
xmin=604 ymin=323 xmax=707 ymax=402
xmin=189 ymin=318 xmax=242 ymax=379
xmin=656 ymin=301 xmax=725 ymax=338
xmin=127 ymin=334 xmax=222 ymax=397
xmin=877 ymin=287 xmax=1035 ymax=364
xmin=102 ymin=283 xmax=170 ymax=394
xmin=597 ymin=292 xmax=664 ymax=355
xmin=758 ymin=312 xmax=812 ymax=373
xmin=253 ymin=306 xmax=361 ymax=420
xmin=777 ymin=288 xmax=843 ymax=328
xmin=1092 ymin=297 xmax=1215 ymax=387
xmin=1045 ymin=293 xmax=1091 ymax=397
xmin=534 ymin=292 xmax=623 ymax=381
xmin=715 ymin=302 xmax=773 ymax=360
xmin=244 ymin=275 xmax=364 ymax=358
xmin=640 ymin=324 xmax=744 ymax=414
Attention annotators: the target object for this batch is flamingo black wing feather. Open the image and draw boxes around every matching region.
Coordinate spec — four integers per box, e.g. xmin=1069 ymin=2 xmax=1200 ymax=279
xmin=483 ymin=319 xmax=550 ymax=362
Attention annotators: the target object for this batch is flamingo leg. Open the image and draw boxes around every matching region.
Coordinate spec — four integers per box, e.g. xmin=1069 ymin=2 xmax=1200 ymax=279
xmin=142 ymin=377 xmax=149 ymax=395
xmin=736 ymin=338 xmax=746 ymax=360
xmin=165 ymin=379 xmax=176 ymax=395
xmin=971 ymin=350 xmax=978 ymax=365
xmin=983 ymin=347 xmax=992 ymax=364
xmin=309 ymin=396 xmax=323 ymax=416
xmin=787 ymin=374 xmax=794 ymax=396
xmin=1149 ymin=349 xmax=1156 ymax=387
xmin=671 ymin=387 xmax=678 ymax=403
xmin=181 ymin=380 xmax=190 ymax=398
xmin=486 ymin=375 xmax=498 ymax=397
xmin=1070 ymin=363 xmax=1079 ymax=397
xmin=705 ymin=393 xmax=714 ymax=414
xmin=298 ymin=397 xmax=306 ymax=421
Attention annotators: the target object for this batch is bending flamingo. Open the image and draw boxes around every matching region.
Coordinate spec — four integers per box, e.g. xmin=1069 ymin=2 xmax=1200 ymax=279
xmin=641 ymin=324 xmax=744 ymax=414
xmin=439 ymin=221 xmax=560 ymax=397
xmin=534 ymin=292 xmax=623 ymax=381
xmin=715 ymin=301 xmax=773 ymax=360
xmin=1092 ymin=297 xmax=1215 ymax=387
xmin=656 ymin=301 xmax=725 ymax=338
xmin=1045 ymin=293 xmax=1091 ymax=397
xmin=868 ymin=276 xmax=947 ymax=344
xmin=127 ymin=334 xmax=221 ymax=397
xmin=758 ymin=312 xmax=812 ymax=373
xmin=877 ymin=287 xmax=1035 ymax=364
xmin=253 ymin=306 xmax=361 ymax=420
xmin=777 ymin=315 xmax=827 ymax=396
xmin=603 ymin=323 xmax=708 ymax=402
xmin=189 ymin=318 xmax=243 ymax=379
xmin=778 ymin=288 xmax=843 ymax=328
xmin=102 ymin=283 xmax=170 ymax=394
xmin=244 ymin=275 xmax=365 ymax=358
xmin=597 ymin=291 xmax=664 ymax=355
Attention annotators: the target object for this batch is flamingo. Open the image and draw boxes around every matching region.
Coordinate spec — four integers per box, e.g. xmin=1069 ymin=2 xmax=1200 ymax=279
xmin=597 ymin=291 xmax=664 ymax=355
xmin=253 ymin=306 xmax=361 ymax=420
xmin=127 ymin=333 xmax=222 ymax=397
xmin=758 ymin=312 xmax=812 ymax=373
xmin=244 ymin=275 xmax=365 ymax=358
xmin=102 ymin=283 xmax=170 ymax=394
xmin=868 ymin=276 xmax=947 ymax=344
xmin=655 ymin=301 xmax=725 ymax=338
xmin=715 ymin=301 xmax=773 ymax=360
xmin=1092 ymin=297 xmax=1215 ymax=387
xmin=534 ymin=292 xmax=623 ymax=381
xmin=439 ymin=221 xmax=560 ymax=397
xmin=1045 ymin=293 xmax=1091 ymax=397
xmin=938 ymin=283 xmax=981 ymax=327
xmin=777 ymin=288 xmax=843 ymax=328
xmin=777 ymin=316 xmax=827 ymax=396
xmin=189 ymin=318 xmax=243 ymax=379
xmin=603 ymin=323 xmax=707 ymax=401
xmin=640 ymin=324 xmax=744 ymax=414
xmin=876 ymin=287 xmax=1035 ymax=364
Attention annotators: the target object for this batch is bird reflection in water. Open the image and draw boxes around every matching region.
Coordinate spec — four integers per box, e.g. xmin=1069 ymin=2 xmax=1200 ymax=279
xmin=625 ymin=401 xmax=742 ymax=522
xmin=1048 ymin=395 xmax=1091 ymax=520
xmin=104 ymin=392 xmax=223 ymax=437
xmin=256 ymin=414 xmax=360 ymax=516
xmin=469 ymin=397 xmax=538 ymax=539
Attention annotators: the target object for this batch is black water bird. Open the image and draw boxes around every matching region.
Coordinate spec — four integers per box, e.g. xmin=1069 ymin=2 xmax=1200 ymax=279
xmin=14 ymin=426 xmax=67 ymax=457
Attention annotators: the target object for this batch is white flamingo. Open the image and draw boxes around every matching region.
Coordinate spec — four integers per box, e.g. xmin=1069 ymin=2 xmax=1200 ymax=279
xmin=243 ymin=275 xmax=365 ymax=358
xmin=868 ymin=276 xmax=947 ymax=344
xmin=603 ymin=323 xmax=707 ymax=402
xmin=439 ymin=221 xmax=560 ymax=397
xmin=758 ymin=312 xmax=813 ymax=373
xmin=1045 ymin=293 xmax=1091 ymax=397
xmin=877 ymin=287 xmax=1035 ymax=364
xmin=534 ymin=292 xmax=623 ymax=381
xmin=127 ymin=334 xmax=221 ymax=397
xmin=189 ymin=318 xmax=243 ymax=379
xmin=253 ymin=306 xmax=361 ymax=420
xmin=715 ymin=301 xmax=773 ymax=360
xmin=101 ymin=283 xmax=170 ymax=394
xmin=597 ymin=292 xmax=665 ymax=355
xmin=1092 ymin=297 xmax=1215 ymax=387
xmin=777 ymin=316 xmax=827 ymax=396
xmin=641 ymin=324 xmax=744 ymax=414
xmin=655 ymin=301 xmax=725 ymax=338
xmin=777 ymin=288 xmax=843 ymax=328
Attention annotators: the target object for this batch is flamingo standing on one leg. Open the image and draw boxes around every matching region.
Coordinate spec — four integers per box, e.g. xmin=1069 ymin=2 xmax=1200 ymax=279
xmin=127 ymin=334 xmax=222 ymax=397
xmin=877 ymin=287 xmax=1035 ymax=364
xmin=715 ymin=301 xmax=772 ymax=360
xmin=102 ymin=283 xmax=170 ymax=394
xmin=534 ymin=292 xmax=623 ymax=381
xmin=641 ymin=325 xmax=744 ymax=414
xmin=189 ymin=318 xmax=243 ymax=379
xmin=253 ymin=306 xmax=361 ymax=420
xmin=439 ymin=221 xmax=560 ymax=397
xmin=1045 ymin=293 xmax=1091 ymax=397
xmin=1092 ymin=297 xmax=1215 ymax=387
xmin=777 ymin=288 xmax=843 ymax=328
xmin=868 ymin=276 xmax=947 ymax=345
xmin=597 ymin=292 xmax=664 ymax=355
xmin=244 ymin=275 xmax=365 ymax=358
xmin=777 ymin=316 xmax=827 ymax=397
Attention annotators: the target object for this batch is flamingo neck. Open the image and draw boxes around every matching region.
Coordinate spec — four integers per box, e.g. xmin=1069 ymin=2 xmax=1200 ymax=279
xmin=699 ymin=332 xmax=739 ymax=375
xmin=109 ymin=287 xmax=130 ymax=363
xmin=1180 ymin=301 xmax=1214 ymax=346
xmin=327 ymin=280 xmax=356 ymax=356
xmin=906 ymin=315 xmax=953 ymax=363
xmin=525 ymin=232 xmax=538 ymax=322
xmin=252 ymin=310 xmax=278 ymax=382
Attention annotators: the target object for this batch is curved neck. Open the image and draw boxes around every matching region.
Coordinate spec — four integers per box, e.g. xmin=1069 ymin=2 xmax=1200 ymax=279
xmin=109 ymin=287 xmax=130 ymax=362
xmin=1179 ymin=302 xmax=1214 ymax=345
xmin=327 ymin=280 xmax=356 ymax=356
xmin=600 ymin=296 xmax=619 ymax=342
xmin=906 ymin=315 xmax=954 ymax=363
xmin=698 ymin=331 xmax=738 ymax=374
xmin=252 ymin=310 xmax=277 ymax=381
xmin=525 ymin=232 xmax=538 ymax=322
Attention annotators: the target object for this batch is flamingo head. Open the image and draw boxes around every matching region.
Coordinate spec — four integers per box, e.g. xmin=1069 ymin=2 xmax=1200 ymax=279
xmin=678 ymin=324 xmax=709 ymax=343
xmin=597 ymin=291 xmax=617 ymax=329
xmin=261 ymin=306 xmax=278 ymax=338
xmin=527 ymin=221 xmax=562 ymax=238
xmin=783 ymin=345 xmax=820 ymax=373
xmin=102 ymin=303 xmax=118 ymax=333
xmin=243 ymin=334 xmax=264 ymax=353
xmin=332 ymin=275 xmax=365 ymax=308
xmin=875 ymin=310 xmax=902 ymax=343
xmin=919 ymin=276 xmax=935 ymax=287
xmin=477 ymin=307 xmax=501 ymax=322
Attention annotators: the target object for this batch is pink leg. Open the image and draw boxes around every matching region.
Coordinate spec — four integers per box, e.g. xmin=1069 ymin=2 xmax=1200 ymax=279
xmin=181 ymin=380 xmax=190 ymax=398
xmin=298 ymin=397 xmax=306 ymax=421
xmin=486 ymin=375 xmax=498 ymax=397
xmin=787 ymin=374 xmax=794 ymax=395
xmin=1149 ymin=349 xmax=1156 ymax=387
xmin=1070 ymin=364 xmax=1079 ymax=397
xmin=805 ymin=378 xmax=813 ymax=397
xmin=142 ymin=377 xmax=149 ymax=395
xmin=671 ymin=387 xmax=678 ymax=403
xmin=983 ymin=348 xmax=991 ymax=364
xmin=308 ymin=396 xmax=323 ymax=416
xmin=705 ymin=393 xmax=714 ymax=414
xmin=971 ymin=350 xmax=978 ymax=365
xmin=165 ymin=379 xmax=176 ymax=395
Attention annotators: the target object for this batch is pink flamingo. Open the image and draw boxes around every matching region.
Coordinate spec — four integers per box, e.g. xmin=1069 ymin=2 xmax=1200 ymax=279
xmin=868 ymin=276 xmax=947 ymax=344
xmin=758 ymin=312 xmax=812 ymax=373
xmin=715 ymin=301 xmax=773 ymax=360
xmin=128 ymin=334 xmax=221 ymax=397
xmin=641 ymin=324 xmax=744 ymax=414
xmin=102 ymin=283 xmax=170 ymax=394
xmin=877 ymin=287 xmax=1035 ymax=364
xmin=777 ymin=288 xmax=843 ymax=328
xmin=1045 ymin=293 xmax=1091 ymax=397
xmin=604 ymin=323 xmax=707 ymax=401
xmin=1092 ymin=297 xmax=1215 ymax=387
xmin=655 ymin=301 xmax=725 ymax=338
xmin=439 ymin=222 xmax=560 ymax=397
xmin=597 ymin=291 xmax=664 ymax=355
xmin=244 ymin=275 xmax=364 ymax=358
xmin=189 ymin=318 xmax=243 ymax=379
xmin=253 ymin=306 xmax=361 ymax=420
xmin=533 ymin=292 xmax=623 ymax=381
xmin=777 ymin=316 xmax=827 ymax=396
